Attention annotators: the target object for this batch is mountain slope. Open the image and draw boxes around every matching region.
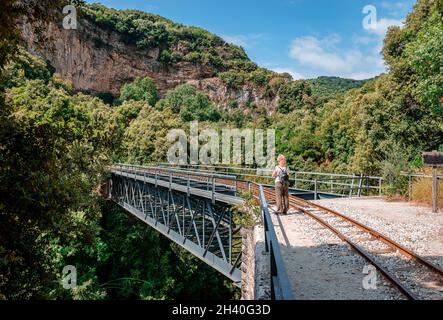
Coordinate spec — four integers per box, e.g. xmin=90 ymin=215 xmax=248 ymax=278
xmin=308 ymin=76 xmax=370 ymax=97
xmin=20 ymin=3 xmax=290 ymax=112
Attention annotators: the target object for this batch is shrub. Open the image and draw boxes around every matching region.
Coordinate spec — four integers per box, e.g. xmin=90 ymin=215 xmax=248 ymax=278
xmin=183 ymin=52 xmax=203 ymax=63
xmin=119 ymin=76 xmax=159 ymax=106
xmin=223 ymin=59 xmax=257 ymax=72
xmin=277 ymin=80 xmax=311 ymax=113
xmin=164 ymin=84 xmax=221 ymax=122
xmin=158 ymin=49 xmax=174 ymax=65
xmin=96 ymin=92 xmax=115 ymax=105
xmin=410 ymin=175 xmax=443 ymax=207
xmin=233 ymin=192 xmax=261 ymax=228
xmin=247 ymin=68 xmax=272 ymax=87
xmin=219 ymin=71 xmax=246 ymax=89
xmin=269 ymin=77 xmax=285 ymax=94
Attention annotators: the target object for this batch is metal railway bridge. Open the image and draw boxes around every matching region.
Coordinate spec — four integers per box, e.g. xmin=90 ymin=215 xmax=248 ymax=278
xmin=108 ymin=164 xmax=379 ymax=300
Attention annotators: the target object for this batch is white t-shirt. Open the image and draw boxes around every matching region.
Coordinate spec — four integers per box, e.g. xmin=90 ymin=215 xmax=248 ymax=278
xmin=275 ymin=166 xmax=290 ymax=184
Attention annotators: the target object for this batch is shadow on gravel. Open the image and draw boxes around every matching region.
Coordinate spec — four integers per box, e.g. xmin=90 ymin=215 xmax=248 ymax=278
xmin=269 ymin=211 xmax=443 ymax=300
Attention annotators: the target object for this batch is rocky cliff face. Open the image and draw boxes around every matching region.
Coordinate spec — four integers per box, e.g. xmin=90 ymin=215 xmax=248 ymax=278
xmin=20 ymin=17 xmax=279 ymax=113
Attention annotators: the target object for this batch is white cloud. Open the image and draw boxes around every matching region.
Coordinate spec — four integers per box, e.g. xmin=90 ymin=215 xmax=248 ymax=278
xmin=222 ymin=35 xmax=249 ymax=48
xmin=288 ymin=34 xmax=385 ymax=80
xmin=280 ymin=3 xmax=410 ymax=80
xmin=222 ymin=34 xmax=265 ymax=49
xmin=380 ymin=1 xmax=409 ymax=10
xmin=290 ymin=35 xmax=358 ymax=72
xmin=366 ymin=18 xmax=403 ymax=36
xmin=352 ymin=35 xmax=374 ymax=45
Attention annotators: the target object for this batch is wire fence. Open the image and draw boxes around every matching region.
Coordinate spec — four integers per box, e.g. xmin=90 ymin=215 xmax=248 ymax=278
xmin=159 ymin=163 xmax=384 ymax=198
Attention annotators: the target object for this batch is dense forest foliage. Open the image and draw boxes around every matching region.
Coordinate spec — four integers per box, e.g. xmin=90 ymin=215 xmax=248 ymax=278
xmin=1 ymin=0 xmax=442 ymax=299
xmin=307 ymin=76 xmax=369 ymax=98
xmin=0 ymin=2 xmax=239 ymax=299
xmin=270 ymin=0 xmax=443 ymax=175
xmin=0 ymin=48 xmax=240 ymax=299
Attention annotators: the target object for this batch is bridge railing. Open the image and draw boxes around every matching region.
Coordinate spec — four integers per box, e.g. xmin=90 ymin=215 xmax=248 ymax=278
xmin=109 ymin=164 xmax=244 ymax=285
xmin=113 ymin=163 xmax=241 ymax=203
xmin=159 ymin=163 xmax=384 ymax=197
xmin=254 ymin=183 xmax=294 ymax=300
xmin=111 ymin=164 xmax=296 ymax=299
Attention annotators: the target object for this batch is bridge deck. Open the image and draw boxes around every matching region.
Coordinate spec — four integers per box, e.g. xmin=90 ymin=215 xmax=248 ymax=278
xmin=108 ymin=164 xmax=351 ymax=300
xmin=109 ymin=165 xmax=245 ymax=287
xmin=112 ymin=167 xmax=244 ymax=205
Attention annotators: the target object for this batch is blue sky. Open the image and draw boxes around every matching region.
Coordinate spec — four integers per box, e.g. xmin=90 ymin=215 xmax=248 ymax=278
xmin=86 ymin=0 xmax=416 ymax=80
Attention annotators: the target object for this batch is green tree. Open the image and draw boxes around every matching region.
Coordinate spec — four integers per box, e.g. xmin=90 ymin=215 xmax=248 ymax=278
xmin=122 ymin=106 xmax=183 ymax=164
xmin=405 ymin=10 xmax=443 ymax=113
xmin=119 ymin=77 xmax=159 ymax=106
xmin=277 ymin=80 xmax=312 ymax=114
xmin=164 ymin=84 xmax=221 ymax=122
xmin=219 ymin=71 xmax=246 ymax=89
xmin=0 ymin=59 xmax=117 ymax=298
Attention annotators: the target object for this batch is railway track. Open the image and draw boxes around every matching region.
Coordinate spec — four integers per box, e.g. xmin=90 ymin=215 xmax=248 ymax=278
xmin=113 ymin=165 xmax=443 ymax=300
xmin=260 ymin=187 xmax=443 ymax=300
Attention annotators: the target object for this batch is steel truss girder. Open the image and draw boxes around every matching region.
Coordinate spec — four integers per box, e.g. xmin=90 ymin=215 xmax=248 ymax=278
xmin=110 ymin=174 xmax=242 ymax=286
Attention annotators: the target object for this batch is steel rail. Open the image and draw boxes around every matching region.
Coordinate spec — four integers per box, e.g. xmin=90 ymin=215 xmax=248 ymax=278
xmin=237 ymin=183 xmax=433 ymax=300
xmin=259 ymin=189 xmax=418 ymax=299
xmin=109 ymin=165 xmax=441 ymax=300
xmin=249 ymin=185 xmax=417 ymax=299
xmin=296 ymin=206 xmax=418 ymax=299
xmin=109 ymin=164 xmax=295 ymax=300
xmin=287 ymin=196 xmax=443 ymax=277
xmin=261 ymin=188 xmax=443 ymax=300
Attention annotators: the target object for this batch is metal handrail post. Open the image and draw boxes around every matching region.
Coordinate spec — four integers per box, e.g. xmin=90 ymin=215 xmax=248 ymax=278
xmin=169 ymin=172 xmax=172 ymax=191
xmin=349 ymin=174 xmax=355 ymax=197
xmin=155 ymin=169 xmax=158 ymax=188
xmin=187 ymin=173 xmax=190 ymax=197
xmin=379 ymin=177 xmax=383 ymax=196
xmin=212 ymin=176 xmax=216 ymax=204
xmin=357 ymin=174 xmax=363 ymax=197
xmin=366 ymin=176 xmax=370 ymax=196
xmin=258 ymin=185 xmax=294 ymax=300
xmin=314 ymin=179 xmax=318 ymax=200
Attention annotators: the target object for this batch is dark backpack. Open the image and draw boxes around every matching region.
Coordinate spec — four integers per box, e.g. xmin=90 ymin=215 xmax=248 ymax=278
xmin=278 ymin=167 xmax=289 ymax=183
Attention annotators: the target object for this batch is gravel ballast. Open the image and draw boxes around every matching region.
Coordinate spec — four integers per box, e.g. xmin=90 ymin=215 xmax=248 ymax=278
xmin=268 ymin=197 xmax=443 ymax=300
xmin=312 ymin=198 xmax=443 ymax=299
xmin=314 ymin=198 xmax=443 ymax=269
xmin=270 ymin=204 xmax=404 ymax=300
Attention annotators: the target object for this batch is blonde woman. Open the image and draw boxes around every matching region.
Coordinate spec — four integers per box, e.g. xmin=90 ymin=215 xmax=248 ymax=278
xmin=272 ymin=155 xmax=290 ymax=215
